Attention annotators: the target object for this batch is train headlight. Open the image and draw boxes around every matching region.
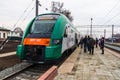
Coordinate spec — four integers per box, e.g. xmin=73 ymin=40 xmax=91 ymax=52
xmin=52 ymin=39 xmax=61 ymax=45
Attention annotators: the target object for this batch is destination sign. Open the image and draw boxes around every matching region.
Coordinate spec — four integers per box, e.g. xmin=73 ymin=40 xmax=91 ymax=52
xmin=36 ymin=14 xmax=60 ymax=20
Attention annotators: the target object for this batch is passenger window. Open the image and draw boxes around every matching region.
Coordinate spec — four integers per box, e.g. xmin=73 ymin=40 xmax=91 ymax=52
xmin=64 ymin=28 xmax=68 ymax=37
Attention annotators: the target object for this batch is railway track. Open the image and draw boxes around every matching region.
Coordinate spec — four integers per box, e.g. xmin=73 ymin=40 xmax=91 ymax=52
xmin=0 ymin=61 xmax=55 ymax=80
xmin=0 ymin=48 xmax=75 ymax=80
xmin=0 ymin=62 xmax=33 ymax=80
xmin=105 ymin=42 xmax=120 ymax=52
xmin=6 ymin=64 xmax=53 ymax=80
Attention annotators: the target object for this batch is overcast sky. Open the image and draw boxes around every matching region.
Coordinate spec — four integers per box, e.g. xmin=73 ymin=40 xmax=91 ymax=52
xmin=0 ymin=0 xmax=120 ymax=38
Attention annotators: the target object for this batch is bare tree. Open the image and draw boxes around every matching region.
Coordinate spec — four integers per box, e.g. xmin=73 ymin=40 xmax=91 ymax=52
xmin=51 ymin=1 xmax=63 ymax=13
xmin=51 ymin=1 xmax=73 ymax=22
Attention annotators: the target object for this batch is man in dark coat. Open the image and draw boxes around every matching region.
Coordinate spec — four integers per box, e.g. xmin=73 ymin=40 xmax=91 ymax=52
xmin=95 ymin=38 xmax=98 ymax=48
xmin=83 ymin=36 xmax=87 ymax=53
xmin=89 ymin=37 xmax=95 ymax=55
xmin=87 ymin=36 xmax=90 ymax=51
xmin=79 ymin=37 xmax=83 ymax=48
xmin=100 ymin=37 xmax=104 ymax=54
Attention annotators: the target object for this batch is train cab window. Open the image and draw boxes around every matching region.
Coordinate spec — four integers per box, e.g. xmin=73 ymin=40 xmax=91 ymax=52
xmin=31 ymin=20 xmax=56 ymax=34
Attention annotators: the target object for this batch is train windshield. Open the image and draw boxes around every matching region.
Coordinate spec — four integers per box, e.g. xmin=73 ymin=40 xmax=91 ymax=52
xmin=31 ymin=20 xmax=56 ymax=34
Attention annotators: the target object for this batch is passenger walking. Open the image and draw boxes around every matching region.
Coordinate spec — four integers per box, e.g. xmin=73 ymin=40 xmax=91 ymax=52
xmin=87 ymin=36 xmax=90 ymax=51
xmin=99 ymin=37 xmax=104 ymax=54
xmin=89 ymin=37 xmax=95 ymax=55
xmin=98 ymin=38 xmax=101 ymax=48
xmin=79 ymin=37 xmax=83 ymax=48
xmin=83 ymin=36 xmax=87 ymax=53
xmin=95 ymin=38 xmax=98 ymax=48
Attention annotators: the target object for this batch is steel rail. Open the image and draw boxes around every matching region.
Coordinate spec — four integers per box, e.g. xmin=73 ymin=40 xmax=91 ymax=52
xmin=105 ymin=44 xmax=120 ymax=52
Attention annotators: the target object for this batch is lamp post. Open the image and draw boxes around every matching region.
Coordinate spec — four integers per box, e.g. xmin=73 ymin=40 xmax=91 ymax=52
xmin=36 ymin=0 xmax=39 ymax=17
xmin=104 ymin=29 xmax=106 ymax=38
xmin=112 ymin=25 xmax=114 ymax=43
xmin=90 ymin=18 xmax=93 ymax=37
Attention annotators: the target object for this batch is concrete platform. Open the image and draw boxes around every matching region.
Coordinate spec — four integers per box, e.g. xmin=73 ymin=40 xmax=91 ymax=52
xmin=58 ymin=48 xmax=81 ymax=74
xmin=54 ymin=47 xmax=120 ymax=80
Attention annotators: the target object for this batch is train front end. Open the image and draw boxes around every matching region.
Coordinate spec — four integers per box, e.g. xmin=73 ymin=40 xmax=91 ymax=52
xmin=17 ymin=14 xmax=62 ymax=63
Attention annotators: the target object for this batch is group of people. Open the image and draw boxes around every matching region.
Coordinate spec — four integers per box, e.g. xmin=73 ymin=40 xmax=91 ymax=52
xmin=79 ymin=35 xmax=104 ymax=55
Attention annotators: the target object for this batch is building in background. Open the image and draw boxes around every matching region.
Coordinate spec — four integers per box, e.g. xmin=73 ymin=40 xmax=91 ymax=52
xmin=0 ymin=27 xmax=23 ymax=41
xmin=0 ymin=27 xmax=10 ymax=40
xmin=8 ymin=27 xmax=23 ymax=40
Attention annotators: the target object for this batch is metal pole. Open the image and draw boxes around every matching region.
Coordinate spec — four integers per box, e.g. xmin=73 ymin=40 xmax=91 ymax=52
xmin=90 ymin=18 xmax=93 ymax=37
xmin=112 ymin=25 xmax=114 ymax=43
xmin=36 ymin=0 xmax=39 ymax=17
xmin=104 ymin=29 xmax=106 ymax=38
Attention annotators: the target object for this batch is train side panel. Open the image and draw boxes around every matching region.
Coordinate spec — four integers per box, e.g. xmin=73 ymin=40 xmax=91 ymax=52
xmin=62 ymin=24 xmax=79 ymax=53
xmin=45 ymin=15 xmax=67 ymax=61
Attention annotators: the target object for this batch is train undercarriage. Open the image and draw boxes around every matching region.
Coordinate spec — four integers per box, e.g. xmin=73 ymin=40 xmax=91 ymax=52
xmin=25 ymin=45 xmax=45 ymax=63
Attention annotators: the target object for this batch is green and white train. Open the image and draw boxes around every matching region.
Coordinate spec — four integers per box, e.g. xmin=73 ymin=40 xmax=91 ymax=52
xmin=17 ymin=13 xmax=80 ymax=63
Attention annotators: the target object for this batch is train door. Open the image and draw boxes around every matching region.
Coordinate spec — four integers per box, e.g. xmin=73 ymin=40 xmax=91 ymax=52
xmin=62 ymin=26 xmax=69 ymax=53
xmin=69 ymin=28 xmax=75 ymax=48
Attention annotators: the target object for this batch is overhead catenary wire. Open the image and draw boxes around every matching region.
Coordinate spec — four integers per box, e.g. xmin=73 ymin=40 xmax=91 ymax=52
xmin=102 ymin=0 xmax=120 ymax=21
xmin=0 ymin=0 xmax=51 ymax=50
xmin=12 ymin=0 xmax=35 ymax=29
xmin=0 ymin=0 xmax=35 ymax=51
xmin=76 ymin=25 xmax=120 ymax=28
xmin=103 ymin=12 xmax=120 ymax=25
xmin=79 ymin=0 xmax=120 ymax=37
xmin=18 ymin=6 xmax=35 ymax=27
xmin=99 ymin=0 xmax=120 ymax=25
xmin=0 ymin=0 xmax=51 ymax=49
xmin=19 ymin=1 xmax=50 ymax=27
xmin=38 ymin=1 xmax=50 ymax=11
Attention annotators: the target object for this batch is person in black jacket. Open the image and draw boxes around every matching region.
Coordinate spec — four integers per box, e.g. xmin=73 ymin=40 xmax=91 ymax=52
xmin=95 ymin=38 xmax=98 ymax=48
xmin=79 ymin=37 xmax=83 ymax=48
xmin=87 ymin=36 xmax=90 ymax=51
xmin=83 ymin=36 xmax=87 ymax=53
xmin=89 ymin=37 xmax=95 ymax=55
xmin=99 ymin=37 xmax=104 ymax=54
